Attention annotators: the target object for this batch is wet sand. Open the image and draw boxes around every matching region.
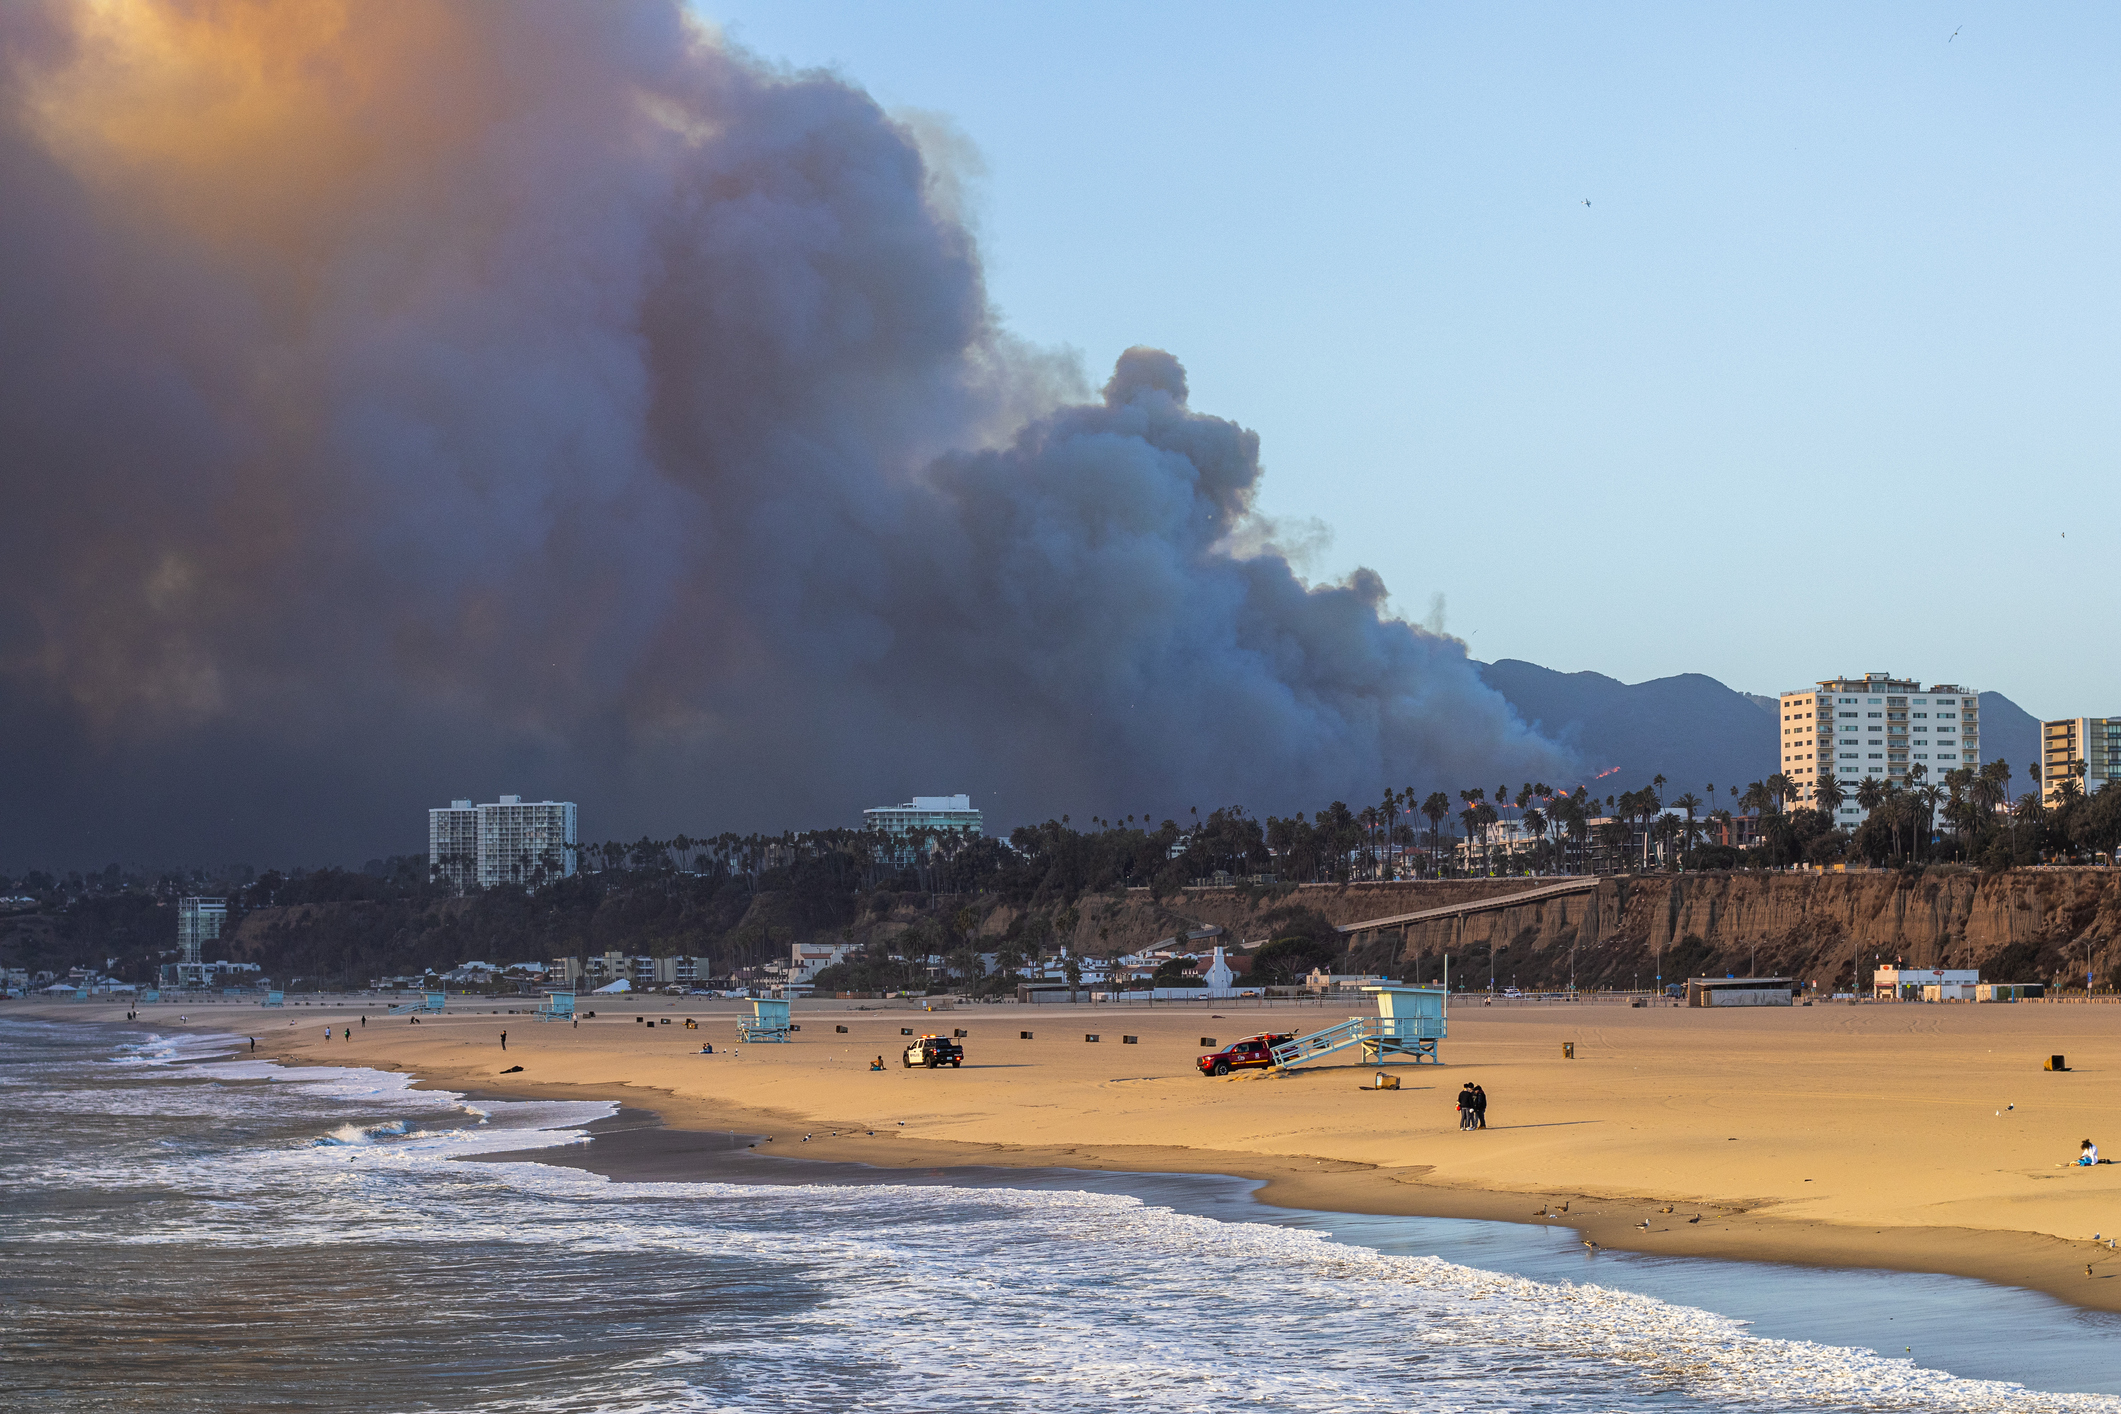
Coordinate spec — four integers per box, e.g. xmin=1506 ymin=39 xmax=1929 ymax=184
xmin=77 ymin=991 xmax=2121 ymax=1314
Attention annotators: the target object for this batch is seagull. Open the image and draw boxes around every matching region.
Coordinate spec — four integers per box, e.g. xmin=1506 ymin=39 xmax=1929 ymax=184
xmin=1660 ymin=1205 xmax=1674 ymax=1214
xmin=1583 ymin=1237 xmax=1599 ymax=1252
xmin=1688 ymin=1215 xmax=1702 ymax=1224
xmin=1559 ymin=1202 xmax=1569 ymax=1214
xmin=1582 ymin=198 xmax=1591 ymax=207
xmin=1637 ymin=1219 xmax=1652 ymax=1230
xmin=1950 ymin=26 xmax=1961 ymax=42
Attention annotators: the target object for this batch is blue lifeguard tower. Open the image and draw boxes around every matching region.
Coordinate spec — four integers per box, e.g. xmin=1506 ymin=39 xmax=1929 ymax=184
xmin=389 ymin=991 xmax=447 ymax=1015
xmin=738 ymin=997 xmax=792 ymax=1042
xmin=262 ymin=990 xmax=285 ymax=1007
xmin=139 ymin=988 xmax=160 ymax=1003
xmin=1268 ymin=985 xmax=1448 ymax=1070
xmin=535 ymin=990 xmax=576 ymax=1022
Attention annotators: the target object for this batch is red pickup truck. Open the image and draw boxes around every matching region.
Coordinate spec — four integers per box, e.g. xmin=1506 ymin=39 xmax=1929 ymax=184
xmin=1197 ymin=1033 xmax=1293 ymax=1076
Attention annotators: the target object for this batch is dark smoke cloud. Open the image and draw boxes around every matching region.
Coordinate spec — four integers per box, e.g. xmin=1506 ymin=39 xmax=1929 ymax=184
xmin=0 ymin=0 xmax=1570 ymax=870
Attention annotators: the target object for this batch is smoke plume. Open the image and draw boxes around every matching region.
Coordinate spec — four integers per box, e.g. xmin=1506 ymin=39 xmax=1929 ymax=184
xmin=0 ymin=0 xmax=1570 ymax=868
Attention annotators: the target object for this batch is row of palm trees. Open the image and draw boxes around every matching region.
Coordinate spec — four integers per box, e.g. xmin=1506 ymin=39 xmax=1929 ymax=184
xmin=1372 ymin=755 xmax=2029 ymax=877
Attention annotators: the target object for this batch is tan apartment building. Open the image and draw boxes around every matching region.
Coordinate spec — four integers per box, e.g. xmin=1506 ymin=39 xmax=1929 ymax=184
xmin=2040 ymin=716 xmax=2121 ymax=805
xmin=1779 ymin=673 xmax=1981 ymax=826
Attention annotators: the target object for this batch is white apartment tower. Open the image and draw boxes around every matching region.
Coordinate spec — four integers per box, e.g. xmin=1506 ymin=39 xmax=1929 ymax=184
xmin=428 ymin=795 xmax=578 ymax=892
xmin=177 ymin=896 xmax=226 ymax=966
xmin=2040 ymin=717 xmax=2121 ymax=806
xmin=1778 ymin=674 xmax=1981 ymax=825
xmin=428 ymin=801 xmax=480 ymax=892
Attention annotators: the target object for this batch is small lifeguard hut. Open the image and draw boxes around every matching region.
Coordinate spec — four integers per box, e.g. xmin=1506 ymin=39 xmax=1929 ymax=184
xmin=261 ymin=990 xmax=285 ymax=1007
xmin=739 ymin=997 xmax=792 ymax=1043
xmin=388 ymin=991 xmax=447 ymax=1015
xmin=535 ymin=990 xmax=576 ymax=1022
xmin=1268 ymin=984 xmax=1448 ymax=1070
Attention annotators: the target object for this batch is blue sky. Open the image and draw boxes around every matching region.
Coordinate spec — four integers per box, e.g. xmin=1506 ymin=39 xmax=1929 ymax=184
xmin=700 ymin=2 xmax=2121 ymax=720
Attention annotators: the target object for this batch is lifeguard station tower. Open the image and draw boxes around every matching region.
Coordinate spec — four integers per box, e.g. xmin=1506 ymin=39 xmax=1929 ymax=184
xmin=262 ymin=990 xmax=285 ymax=1007
xmin=738 ymin=997 xmax=792 ymax=1043
xmin=1268 ymin=984 xmax=1447 ymax=1070
xmin=389 ymin=991 xmax=447 ymax=1015
xmin=535 ymin=990 xmax=576 ymax=1022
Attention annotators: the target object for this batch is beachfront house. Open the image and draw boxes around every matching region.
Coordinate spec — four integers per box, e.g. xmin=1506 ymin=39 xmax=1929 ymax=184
xmin=1872 ymin=966 xmax=1978 ymax=1001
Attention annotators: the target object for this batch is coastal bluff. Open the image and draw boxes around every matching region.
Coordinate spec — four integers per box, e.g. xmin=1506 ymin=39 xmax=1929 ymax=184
xmin=1095 ymin=869 xmax=2121 ymax=993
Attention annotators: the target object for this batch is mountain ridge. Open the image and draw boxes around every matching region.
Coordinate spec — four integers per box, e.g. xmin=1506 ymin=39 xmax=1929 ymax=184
xmin=1475 ymin=659 xmax=2042 ymax=801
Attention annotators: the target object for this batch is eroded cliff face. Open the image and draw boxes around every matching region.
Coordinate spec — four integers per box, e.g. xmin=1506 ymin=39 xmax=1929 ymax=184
xmin=1093 ymin=870 xmax=2121 ymax=991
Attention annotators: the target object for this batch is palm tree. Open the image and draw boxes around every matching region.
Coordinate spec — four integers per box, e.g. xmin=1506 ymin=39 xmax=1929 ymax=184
xmin=1708 ymin=807 xmax=1734 ymax=851
xmin=1421 ymin=792 xmax=1451 ymax=875
xmin=1648 ymin=775 xmax=1667 ymax=869
xmin=1520 ymin=807 xmax=1546 ymax=873
xmin=1670 ymin=793 xmax=1703 ymax=868
xmin=1913 ymin=783 xmax=1943 ymax=860
xmin=1565 ymin=794 xmax=1592 ymax=871
xmin=1813 ymin=775 xmax=1846 ymax=818
xmin=1765 ymin=772 xmax=1794 ymax=815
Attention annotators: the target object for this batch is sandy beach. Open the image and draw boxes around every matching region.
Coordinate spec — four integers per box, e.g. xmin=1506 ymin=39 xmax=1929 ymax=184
xmin=76 ymin=993 xmax=2121 ymax=1315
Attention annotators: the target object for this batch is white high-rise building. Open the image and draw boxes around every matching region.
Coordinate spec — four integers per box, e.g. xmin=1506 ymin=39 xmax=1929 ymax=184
xmin=177 ymin=896 xmax=225 ymax=966
xmin=862 ymin=794 xmax=983 ymax=864
xmin=1778 ymin=674 xmax=1982 ymax=826
xmin=428 ymin=795 xmax=578 ymax=892
xmin=427 ymin=800 xmax=479 ymax=892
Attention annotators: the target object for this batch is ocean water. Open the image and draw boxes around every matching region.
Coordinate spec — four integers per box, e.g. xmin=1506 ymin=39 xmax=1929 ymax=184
xmin=2 ymin=1017 xmax=2116 ymax=1413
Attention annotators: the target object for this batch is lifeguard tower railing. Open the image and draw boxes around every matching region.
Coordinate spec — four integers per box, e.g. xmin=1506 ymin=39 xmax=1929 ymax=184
xmin=1269 ymin=985 xmax=1447 ymax=1069
xmin=535 ymin=990 xmax=576 ymax=1021
xmin=388 ymin=991 xmax=448 ymax=1015
xmin=262 ymin=990 xmax=285 ymax=1006
xmin=738 ymin=998 xmax=792 ymax=1043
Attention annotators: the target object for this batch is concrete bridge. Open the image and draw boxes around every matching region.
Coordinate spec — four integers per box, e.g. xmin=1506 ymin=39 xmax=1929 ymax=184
xmin=1333 ymin=876 xmax=1601 ymax=937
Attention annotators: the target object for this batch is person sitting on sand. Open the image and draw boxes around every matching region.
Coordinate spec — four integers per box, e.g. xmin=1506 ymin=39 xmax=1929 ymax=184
xmin=2081 ymin=1139 xmax=2101 ymax=1166
xmin=871 ymin=1055 xmax=885 ymax=1071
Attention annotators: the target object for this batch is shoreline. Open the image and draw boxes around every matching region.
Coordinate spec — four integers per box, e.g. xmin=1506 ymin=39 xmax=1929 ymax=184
xmin=431 ymin=1072 xmax=2121 ymax=1318
xmin=51 ymin=998 xmax=2121 ymax=1317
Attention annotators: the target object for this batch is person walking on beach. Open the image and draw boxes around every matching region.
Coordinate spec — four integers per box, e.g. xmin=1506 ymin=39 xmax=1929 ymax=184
xmin=249 ymin=1037 xmax=256 ymax=1052
xmin=360 ymin=1015 xmax=365 ymax=1028
xmin=1472 ymin=1083 xmax=1488 ymax=1129
xmin=1457 ymin=1082 xmax=1479 ymax=1130
xmin=501 ymin=1030 xmax=508 ymax=1051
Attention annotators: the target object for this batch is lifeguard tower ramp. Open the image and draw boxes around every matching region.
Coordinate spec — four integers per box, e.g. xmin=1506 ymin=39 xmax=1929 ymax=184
xmin=1270 ymin=985 xmax=1447 ymax=1070
xmin=738 ymin=998 xmax=792 ymax=1043
xmin=262 ymin=990 xmax=285 ymax=1006
xmin=535 ymin=990 xmax=576 ymax=1021
xmin=389 ymin=991 xmax=447 ymax=1015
